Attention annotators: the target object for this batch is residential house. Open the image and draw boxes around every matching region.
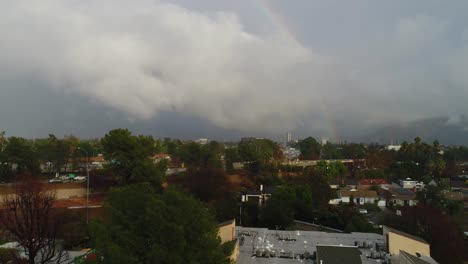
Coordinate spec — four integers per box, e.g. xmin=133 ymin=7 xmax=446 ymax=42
xmin=399 ymin=178 xmax=424 ymax=189
xmin=242 ymin=185 xmax=276 ymax=205
xmin=338 ymin=187 xmax=379 ymax=205
xmin=150 ymin=153 xmax=171 ymax=164
xmin=379 ymin=186 xmax=418 ymax=207
xmin=329 ymin=178 xmax=358 ymax=189
xmin=358 ymin=178 xmax=388 ymax=189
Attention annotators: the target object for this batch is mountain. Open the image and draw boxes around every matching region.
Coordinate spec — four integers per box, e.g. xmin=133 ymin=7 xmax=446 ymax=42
xmin=357 ymin=117 xmax=468 ymax=145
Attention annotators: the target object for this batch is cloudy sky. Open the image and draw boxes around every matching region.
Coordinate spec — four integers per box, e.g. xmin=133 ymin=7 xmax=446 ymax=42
xmin=1 ymin=0 xmax=468 ymax=141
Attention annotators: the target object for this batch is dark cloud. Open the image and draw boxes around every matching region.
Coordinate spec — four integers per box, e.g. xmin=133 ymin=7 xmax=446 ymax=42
xmin=0 ymin=0 xmax=467 ymax=141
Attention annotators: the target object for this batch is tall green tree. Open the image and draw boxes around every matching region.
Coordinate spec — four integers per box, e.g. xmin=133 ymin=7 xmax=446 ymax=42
xmin=91 ymin=183 xmax=230 ymax=264
xmin=238 ymin=138 xmax=275 ymax=172
xmin=179 ymin=141 xmax=224 ymax=168
xmin=314 ymin=161 xmax=347 ymax=180
xmin=35 ymin=134 xmax=70 ymax=173
xmin=259 ymin=187 xmax=296 ymax=229
xmin=298 ymin=137 xmax=321 ymax=160
xmin=101 ymin=129 xmax=161 ymax=185
xmin=3 ymin=137 xmax=39 ymax=174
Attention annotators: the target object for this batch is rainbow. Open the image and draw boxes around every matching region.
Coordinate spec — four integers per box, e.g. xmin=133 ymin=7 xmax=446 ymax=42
xmin=252 ymin=0 xmax=339 ymax=141
xmin=252 ymin=0 xmax=300 ymax=42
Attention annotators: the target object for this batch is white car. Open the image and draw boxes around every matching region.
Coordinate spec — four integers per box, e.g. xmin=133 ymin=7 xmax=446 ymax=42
xmin=48 ymin=178 xmax=63 ymax=184
xmin=74 ymin=176 xmax=87 ymax=182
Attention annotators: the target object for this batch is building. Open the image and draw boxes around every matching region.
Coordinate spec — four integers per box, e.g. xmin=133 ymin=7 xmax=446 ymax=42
xmin=329 ymin=178 xmax=359 ymax=190
xmin=150 ymin=153 xmax=171 ymax=164
xmin=218 ymin=219 xmax=239 ymax=262
xmin=316 ymin=245 xmax=362 ymax=264
xmin=383 ymin=226 xmax=430 ymax=257
xmin=236 ymin=227 xmax=385 ymax=264
xmin=338 ymin=187 xmax=379 ymax=205
xmin=242 ymin=185 xmax=276 ymax=205
xmin=195 ymin=138 xmax=209 ymax=145
xmin=235 ymin=226 xmax=441 ymax=264
xmin=399 ymin=178 xmax=424 ymax=189
xmin=397 ymin=250 xmax=439 ymax=264
xmin=386 ymin=145 xmax=401 ymax=151
xmin=358 ymin=179 xmax=388 ymax=189
xmin=321 ymin=137 xmax=329 ymax=145
xmin=379 ymin=186 xmax=418 ymax=207
xmin=282 ymin=159 xmax=366 ymax=169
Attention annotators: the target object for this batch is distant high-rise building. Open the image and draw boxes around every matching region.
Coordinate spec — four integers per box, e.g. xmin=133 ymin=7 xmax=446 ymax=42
xmin=287 ymin=132 xmax=292 ymax=143
xmin=195 ymin=138 xmax=209 ymax=145
xmin=321 ymin=137 xmax=329 ymax=145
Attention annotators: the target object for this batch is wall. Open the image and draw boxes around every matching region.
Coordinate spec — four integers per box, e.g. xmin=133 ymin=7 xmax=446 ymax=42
xmin=0 ymin=187 xmax=86 ymax=205
xmin=383 ymin=227 xmax=430 ymax=257
xmin=218 ymin=219 xmax=235 ymax=243
xmin=217 ymin=219 xmax=239 ymax=262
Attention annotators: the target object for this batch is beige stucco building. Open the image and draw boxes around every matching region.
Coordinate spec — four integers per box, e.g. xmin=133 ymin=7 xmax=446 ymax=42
xmin=218 ymin=219 xmax=239 ymax=262
xmin=383 ymin=226 xmax=430 ymax=257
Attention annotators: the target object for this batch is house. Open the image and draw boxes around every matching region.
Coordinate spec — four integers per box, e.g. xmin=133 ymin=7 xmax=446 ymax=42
xmin=379 ymin=187 xmax=418 ymax=207
xmin=399 ymin=178 xmax=424 ymax=189
xmin=150 ymin=153 xmax=171 ymax=164
xmin=358 ymin=179 xmax=388 ymax=189
xmin=329 ymin=178 xmax=358 ymax=189
xmin=242 ymin=185 xmax=276 ymax=205
xmin=316 ymin=245 xmax=362 ymax=264
xmin=382 ymin=226 xmax=430 ymax=257
xmin=338 ymin=187 xmax=379 ymax=205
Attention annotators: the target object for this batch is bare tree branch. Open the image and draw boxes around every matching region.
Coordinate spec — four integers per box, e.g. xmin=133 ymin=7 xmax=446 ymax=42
xmin=1 ymin=176 xmax=63 ymax=264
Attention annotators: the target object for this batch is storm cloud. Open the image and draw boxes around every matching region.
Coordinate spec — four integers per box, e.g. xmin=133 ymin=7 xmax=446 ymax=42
xmin=1 ymin=0 xmax=468 ymax=139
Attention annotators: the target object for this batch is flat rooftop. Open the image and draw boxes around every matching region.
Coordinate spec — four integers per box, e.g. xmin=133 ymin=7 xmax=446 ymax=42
xmin=236 ymin=227 xmax=386 ymax=264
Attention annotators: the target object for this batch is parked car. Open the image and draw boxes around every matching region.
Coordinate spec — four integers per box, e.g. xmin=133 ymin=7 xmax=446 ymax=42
xmin=48 ymin=178 xmax=63 ymax=184
xmin=358 ymin=209 xmax=368 ymax=214
xmin=74 ymin=176 xmax=87 ymax=182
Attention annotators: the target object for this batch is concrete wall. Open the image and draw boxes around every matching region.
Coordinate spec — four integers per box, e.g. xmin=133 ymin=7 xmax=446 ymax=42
xmin=218 ymin=219 xmax=239 ymax=262
xmin=218 ymin=219 xmax=235 ymax=243
xmin=383 ymin=227 xmax=430 ymax=257
xmin=0 ymin=187 xmax=86 ymax=205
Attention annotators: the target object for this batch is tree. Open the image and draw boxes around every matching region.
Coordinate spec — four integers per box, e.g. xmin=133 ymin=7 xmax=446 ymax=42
xmin=91 ymin=183 xmax=230 ymax=264
xmin=179 ymin=141 xmax=224 ymax=168
xmin=342 ymin=143 xmax=367 ymax=159
xmin=35 ymin=134 xmax=70 ymax=173
xmin=101 ymin=129 xmax=161 ymax=185
xmin=0 ymin=177 xmax=63 ymax=264
xmin=303 ymin=169 xmax=335 ymax=209
xmin=183 ymin=167 xmax=230 ymax=202
xmin=238 ymin=138 xmax=275 ymax=172
xmin=225 ymin=147 xmax=241 ymax=171
xmin=314 ymin=161 xmax=347 ymax=180
xmin=3 ymin=137 xmax=39 ymax=175
xmin=298 ymin=137 xmax=321 ymax=160
xmin=320 ymin=143 xmax=342 ymax=159
xmin=259 ymin=187 xmax=296 ymax=229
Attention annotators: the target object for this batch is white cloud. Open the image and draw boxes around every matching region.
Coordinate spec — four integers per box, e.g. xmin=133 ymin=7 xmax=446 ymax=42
xmin=0 ymin=0 xmax=327 ymax=133
xmin=0 ymin=0 xmax=467 ymax=136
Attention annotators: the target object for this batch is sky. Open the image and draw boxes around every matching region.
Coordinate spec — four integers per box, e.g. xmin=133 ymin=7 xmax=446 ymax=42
xmin=1 ymin=0 xmax=468 ymax=141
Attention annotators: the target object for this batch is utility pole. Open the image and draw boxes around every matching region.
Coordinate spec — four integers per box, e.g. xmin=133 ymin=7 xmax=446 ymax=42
xmin=77 ymin=147 xmax=90 ymax=224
